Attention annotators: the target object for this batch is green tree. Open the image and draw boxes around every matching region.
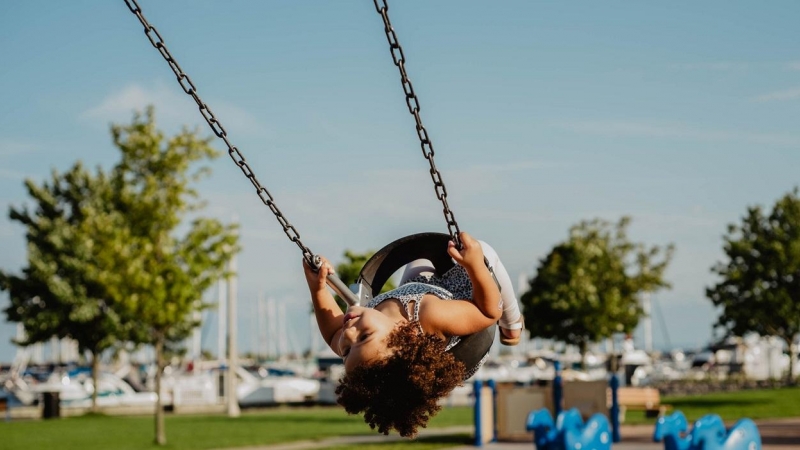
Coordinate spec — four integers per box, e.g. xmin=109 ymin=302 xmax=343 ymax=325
xmin=334 ymin=250 xmax=396 ymax=310
xmin=0 ymin=163 xmax=137 ymax=412
xmin=707 ymin=189 xmax=800 ymax=384
xmin=521 ymin=217 xmax=674 ymax=367
xmin=1 ymin=107 xmax=237 ymax=445
xmin=108 ymin=108 xmax=238 ymax=445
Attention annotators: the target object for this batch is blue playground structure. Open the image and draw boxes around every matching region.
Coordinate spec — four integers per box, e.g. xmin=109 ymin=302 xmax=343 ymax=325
xmin=653 ymin=411 xmax=762 ymax=450
xmin=653 ymin=411 xmax=692 ymax=450
xmin=526 ymin=407 xmax=612 ymax=450
xmin=502 ymin=363 xmax=763 ymax=450
xmin=526 ymin=408 xmax=563 ymax=450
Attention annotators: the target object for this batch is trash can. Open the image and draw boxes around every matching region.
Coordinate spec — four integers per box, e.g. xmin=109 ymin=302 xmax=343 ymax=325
xmin=42 ymin=391 xmax=60 ymax=419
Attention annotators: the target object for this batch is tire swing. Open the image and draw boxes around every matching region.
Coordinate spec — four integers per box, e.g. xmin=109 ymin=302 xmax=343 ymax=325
xmin=123 ymin=0 xmax=496 ymax=376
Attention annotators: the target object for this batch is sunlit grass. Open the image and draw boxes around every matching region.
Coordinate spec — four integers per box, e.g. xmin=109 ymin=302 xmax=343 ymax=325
xmin=0 ymin=406 xmax=473 ymax=450
xmin=624 ymin=387 xmax=800 ymax=425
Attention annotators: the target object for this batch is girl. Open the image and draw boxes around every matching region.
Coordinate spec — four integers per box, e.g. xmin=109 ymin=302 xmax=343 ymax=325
xmin=303 ymin=232 xmax=523 ymax=437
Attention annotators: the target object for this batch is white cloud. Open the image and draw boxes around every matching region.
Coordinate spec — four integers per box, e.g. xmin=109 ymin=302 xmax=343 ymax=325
xmin=461 ymin=208 xmax=722 ymax=233
xmin=627 ymin=212 xmax=720 ymax=230
xmin=455 ymin=160 xmax=568 ymax=174
xmin=0 ymin=168 xmax=29 ymax=181
xmin=0 ymin=140 xmax=38 ymax=180
xmin=0 ymin=221 xmax=18 ymax=238
xmin=753 ymin=87 xmax=800 ymax=103
xmin=460 ymin=207 xmax=564 ymax=225
xmin=81 ymin=82 xmax=266 ymax=137
xmin=668 ymin=62 xmax=747 ymax=71
xmin=191 ymin=158 xmax=572 ymax=278
xmin=82 ymin=83 xmax=176 ymax=121
xmin=553 ymin=120 xmax=800 ymax=147
xmin=196 ymin=160 xmax=561 ymax=251
xmin=0 ymin=139 xmax=40 ymax=158
xmin=788 ymin=62 xmax=800 ymax=71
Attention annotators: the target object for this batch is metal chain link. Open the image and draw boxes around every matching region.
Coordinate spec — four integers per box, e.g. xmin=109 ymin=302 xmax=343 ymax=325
xmin=123 ymin=0 xmax=316 ymax=264
xmin=373 ymin=0 xmax=462 ymax=248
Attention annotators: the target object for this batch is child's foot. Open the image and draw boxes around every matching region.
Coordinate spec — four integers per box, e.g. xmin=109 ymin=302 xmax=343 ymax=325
xmin=499 ymin=316 xmax=524 ymax=346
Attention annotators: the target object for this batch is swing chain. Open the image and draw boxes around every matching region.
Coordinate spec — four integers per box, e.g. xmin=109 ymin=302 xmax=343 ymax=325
xmin=123 ymin=0 xmax=315 ymax=264
xmin=373 ymin=0 xmax=463 ymax=249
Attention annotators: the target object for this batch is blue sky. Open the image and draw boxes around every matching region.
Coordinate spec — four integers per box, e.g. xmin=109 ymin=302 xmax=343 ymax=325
xmin=2 ymin=1 xmax=800 ymax=363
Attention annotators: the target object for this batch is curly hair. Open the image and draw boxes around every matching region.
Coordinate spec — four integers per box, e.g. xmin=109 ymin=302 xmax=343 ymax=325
xmin=335 ymin=321 xmax=466 ymax=438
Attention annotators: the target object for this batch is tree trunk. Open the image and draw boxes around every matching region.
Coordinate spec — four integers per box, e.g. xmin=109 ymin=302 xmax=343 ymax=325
xmin=579 ymin=341 xmax=588 ymax=371
xmin=154 ymin=336 xmax=166 ymax=445
xmin=91 ymin=350 xmax=100 ymax=414
xmin=786 ymin=335 xmax=796 ymax=386
xmin=609 ymin=338 xmax=618 ymax=373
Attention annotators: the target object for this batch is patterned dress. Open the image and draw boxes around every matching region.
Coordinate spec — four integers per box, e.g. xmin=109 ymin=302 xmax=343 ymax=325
xmin=365 ymin=264 xmax=488 ymax=378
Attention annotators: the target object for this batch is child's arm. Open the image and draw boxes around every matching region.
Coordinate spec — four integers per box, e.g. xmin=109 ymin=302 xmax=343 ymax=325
xmin=419 ymin=232 xmax=503 ymax=336
xmin=448 ymin=232 xmax=502 ymax=320
xmin=303 ymin=258 xmax=345 ymax=355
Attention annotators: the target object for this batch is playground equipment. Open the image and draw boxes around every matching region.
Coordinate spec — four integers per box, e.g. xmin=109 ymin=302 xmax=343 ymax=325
xmin=473 ymin=380 xmax=497 ymax=446
xmin=526 ymin=407 xmax=612 ymax=450
xmin=526 ymin=408 xmax=561 ymax=450
xmin=653 ymin=411 xmax=691 ymax=450
xmin=653 ymin=411 xmax=762 ymax=450
xmin=493 ymin=361 xmax=624 ymax=442
xmin=565 ymin=413 xmax=613 ymax=450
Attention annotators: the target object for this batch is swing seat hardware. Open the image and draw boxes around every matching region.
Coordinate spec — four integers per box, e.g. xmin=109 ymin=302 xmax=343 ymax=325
xmin=357 ymin=232 xmax=495 ymax=375
xmin=485 ymin=258 xmax=502 ymax=293
xmin=349 ymin=282 xmax=370 ymax=305
xmin=311 ymin=255 xmax=360 ymax=307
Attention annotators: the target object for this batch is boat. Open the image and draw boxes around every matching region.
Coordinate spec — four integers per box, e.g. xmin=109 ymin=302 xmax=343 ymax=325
xmin=236 ymin=365 xmax=320 ymax=406
xmin=5 ymin=368 xmax=159 ymax=409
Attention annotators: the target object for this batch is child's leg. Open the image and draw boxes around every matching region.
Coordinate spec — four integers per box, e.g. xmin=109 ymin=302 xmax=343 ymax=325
xmin=400 ymin=259 xmax=436 ymax=284
xmin=478 ymin=241 xmax=523 ymax=333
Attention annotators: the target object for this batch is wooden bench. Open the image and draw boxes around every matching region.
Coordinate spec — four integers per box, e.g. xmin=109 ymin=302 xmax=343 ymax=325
xmin=607 ymin=387 xmax=670 ymax=422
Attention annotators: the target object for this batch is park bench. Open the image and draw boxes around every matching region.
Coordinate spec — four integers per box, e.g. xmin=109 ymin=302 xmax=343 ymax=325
xmin=608 ymin=387 xmax=670 ymax=422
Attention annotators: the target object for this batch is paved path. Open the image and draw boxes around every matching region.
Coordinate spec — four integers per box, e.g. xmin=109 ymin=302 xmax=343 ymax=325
xmin=210 ymin=426 xmax=473 ymax=450
xmin=218 ymin=419 xmax=800 ymax=450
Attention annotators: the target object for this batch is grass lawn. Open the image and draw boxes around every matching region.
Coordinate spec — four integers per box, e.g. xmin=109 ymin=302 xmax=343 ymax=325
xmin=624 ymin=386 xmax=800 ymax=425
xmin=0 ymin=406 xmax=473 ymax=450
xmin=7 ymin=388 xmax=798 ymax=449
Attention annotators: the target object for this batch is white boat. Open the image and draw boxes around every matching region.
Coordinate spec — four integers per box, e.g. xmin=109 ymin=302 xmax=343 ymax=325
xmin=163 ymin=363 xmax=321 ymax=407
xmin=236 ymin=366 xmax=320 ymax=406
xmin=59 ymin=372 xmax=159 ymax=408
xmin=7 ymin=369 xmax=159 ymax=408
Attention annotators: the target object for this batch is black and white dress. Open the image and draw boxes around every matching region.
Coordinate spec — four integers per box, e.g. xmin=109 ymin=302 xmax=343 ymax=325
xmin=365 ymin=264 xmax=488 ymax=378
